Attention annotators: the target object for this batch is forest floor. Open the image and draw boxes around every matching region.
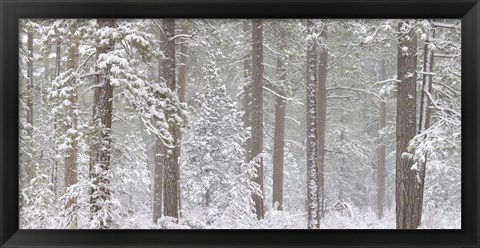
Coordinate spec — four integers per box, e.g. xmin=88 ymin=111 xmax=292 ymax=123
xmin=119 ymin=208 xmax=460 ymax=229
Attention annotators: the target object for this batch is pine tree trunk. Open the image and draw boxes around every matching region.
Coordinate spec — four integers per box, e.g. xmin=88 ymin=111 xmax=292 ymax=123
xmin=90 ymin=18 xmax=116 ymax=228
xmin=153 ymin=27 xmax=165 ymax=223
xmin=175 ymin=21 xmax=190 ymax=219
xmin=177 ymin=22 xmax=190 ymax=103
xmin=377 ymin=61 xmax=387 ymax=220
xmin=153 ymin=137 xmax=166 ymax=223
xmin=243 ymin=21 xmax=252 ymax=164
xmin=316 ymin=28 xmax=328 ymax=218
xmin=395 ymin=21 xmax=418 ymax=229
xmin=272 ymin=55 xmax=286 ymax=211
xmin=306 ymin=20 xmax=320 ymax=229
xmin=414 ymin=24 xmax=436 ymax=227
xmin=64 ymin=36 xmax=79 ymax=228
xmin=250 ymin=19 xmax=265 ymax=220
xmin=162 ymin=19 xmax=180 ymax=221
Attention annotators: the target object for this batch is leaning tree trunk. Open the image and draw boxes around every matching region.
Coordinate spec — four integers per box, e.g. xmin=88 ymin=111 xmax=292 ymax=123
xmin=414 ymin=23 xmax=436 ymax=228
xmin=316 ymin=27 xmax=328 ymax=218
xmin=377 ymin=60 xmax=387 ymax=220
xmin=306 ymin=20 xmax=320 ymax=229
xmin=89 ymin=18 xmax=116 ymax=229
xmin=272 ymin=54 xmax=287 ymax=211
xmin=395 ymin=21 xmax=418 ymax=229
xmin=64 ymin=36 xmax=79 ymax=228
xmin=250 ymin=19 xmax=265 ymax=220
xmin=162 ymin=19 xmax=180 ymax=222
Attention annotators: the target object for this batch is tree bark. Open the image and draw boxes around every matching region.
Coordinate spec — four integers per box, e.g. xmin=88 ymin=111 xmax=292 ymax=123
xmin=272 ymin=55 xmax=287 ymax=211
xmin=175 ymin=21 xmax=190 ymax=219
xmin=250 ymin=19 xmax=265 ymax=220
xmin=377 ymin=60 xmax=387 ymax=220
xmin=316 ymin=28 xmax=328 ymax=218
xmin=64 ymin=36 xmax=79 ymax=228
xmin=89 ymin=18 xmax=116 ymax=228
xmin=306 ymin=20 xmax=320 ymax=229
xmin=153 ymin=25 xmax=165 ymax=223
xmin=414 ymin=24 xmax=436 ymax=227
xmin=162 ymin=19 xmax=180 ymax=222
xmin=395 ymin=21 xmax=418 ymax=229
xmin=177 ymin=22 xmax=190 ymax=103
xmin=153 ymin=137 xmax=166 ymax=223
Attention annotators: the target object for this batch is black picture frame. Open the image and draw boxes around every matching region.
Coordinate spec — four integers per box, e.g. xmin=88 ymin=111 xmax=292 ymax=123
xmin=1 ymin=0 xmax=478 ymax=247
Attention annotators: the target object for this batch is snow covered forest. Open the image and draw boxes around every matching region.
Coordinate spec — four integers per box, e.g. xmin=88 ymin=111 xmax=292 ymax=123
xmin=19 ymin=19 xmax=461 ymax=229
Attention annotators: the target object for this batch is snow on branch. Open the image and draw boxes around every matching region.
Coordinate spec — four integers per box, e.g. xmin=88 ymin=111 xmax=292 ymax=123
xmin=373 ymin=78 xmax=401 ymax=85
xmin=169 ymin=32 xmax=197 ymax=41
xmin=434 ymin=54 xmax=458 ymax=59
xmin=326 ymin=86 xmax=384 ymax=102
xmin=284 ymin=117 xmax=301 ymax=126
xmin=416 ymin=71 xmax=436 ymax=76
xmin=262 ymin=86 xmax=303 ymax=105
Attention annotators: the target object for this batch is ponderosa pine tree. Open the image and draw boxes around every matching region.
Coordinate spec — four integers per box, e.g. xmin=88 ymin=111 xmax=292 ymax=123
xmin=162 ymin=19 xmax=181 ymax=222
xmin=153 ymin=20 xmax=165 ymax=224
xmin=250 ymin=19 xmax=265 ymax=220
xmin=395 ymin=20 xmax=418 ymax=229
xmin=63 ymin=27 xmax=80 ymax=228
xmin=306 ymin=20 xmax=320 ymax=229
xmin=175 ymin=20 xmax=191 ymax=218
xmin=89 ymin=18 xmax=116 ymax=228
xmin=412 ymin=21 xmax=436 ymax=227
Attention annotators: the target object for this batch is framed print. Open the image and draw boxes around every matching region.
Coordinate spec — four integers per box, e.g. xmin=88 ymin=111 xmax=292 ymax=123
xmin=1 ymin=0 xmax=479 ymax=247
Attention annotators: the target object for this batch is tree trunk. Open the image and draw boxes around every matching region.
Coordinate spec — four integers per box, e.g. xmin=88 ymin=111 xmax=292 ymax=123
xmin=316 ymin=28 xmax=328 ymax=219
xmin=89 ymin=18 xmax=116 ymax=228
xmin=175 ymin=21 xmax=190 ymax=219
xmin=177 ymin=22 xmax=190 ymax=103
xmin=162 ymin=19 xmax=180 ymax=222
xmin=377 ymin=60 xmax=387 ymax=220
xmin=414 ymin=24 xmax=436 ymax=227
xmin=250 ymin=19 xmax=265 ymax=220
xmin=272 ymin=55 xmax=286 ymax=211
xmin=153 ymin=137 xmax=166 ymax=223
xmin=395 ymin=21 xmax=418 ymax=229
xmin=64 ymin=36 xmax=79 ymax=228
xmin=153 ymin=26 xmax=165 ymax=223
xmin=243 ymin=21 xmax=252 ymax=164
xmin=306 ymin=20 xmax=320 ymax=229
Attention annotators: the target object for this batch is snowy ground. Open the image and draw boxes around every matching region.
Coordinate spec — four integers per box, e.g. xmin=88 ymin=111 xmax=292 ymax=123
xmin=115 ymin=208 xmax=460 ymax=229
